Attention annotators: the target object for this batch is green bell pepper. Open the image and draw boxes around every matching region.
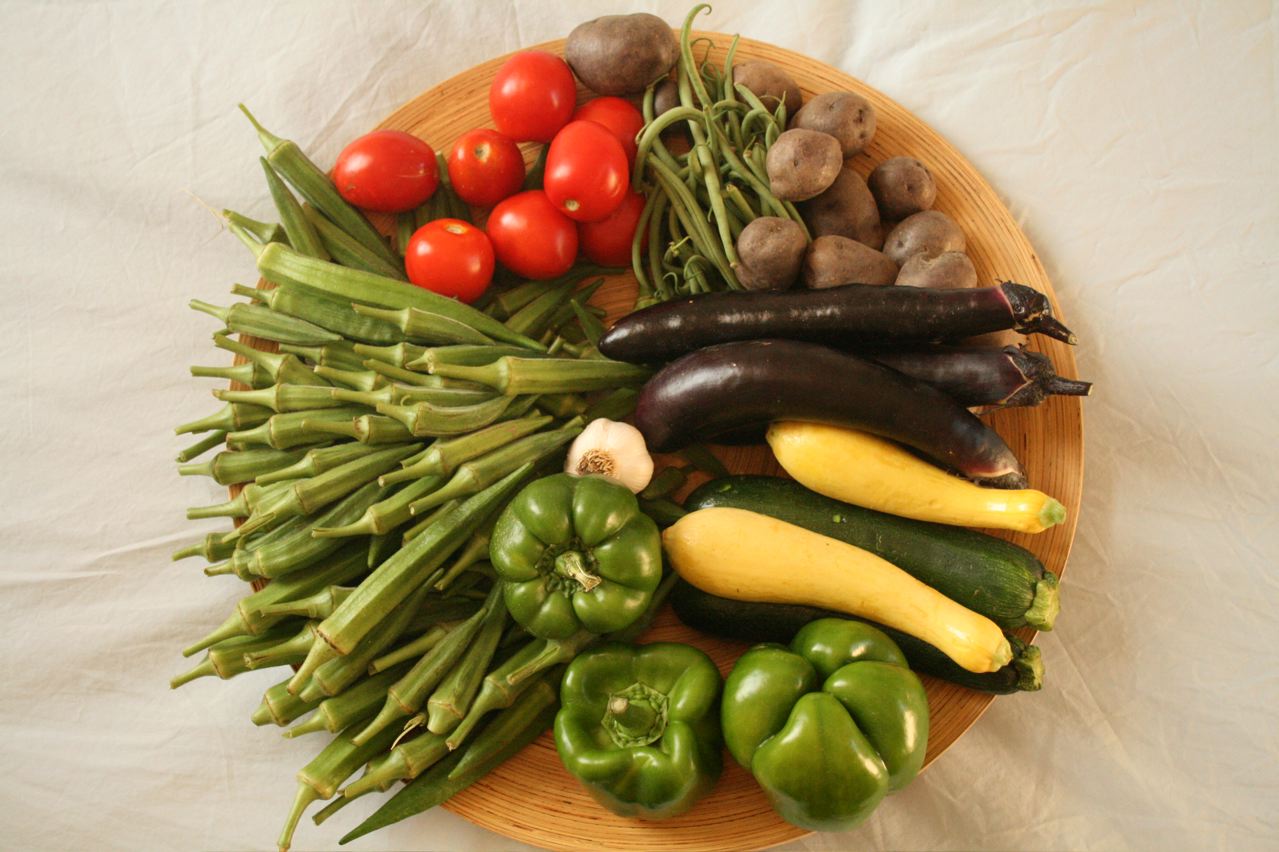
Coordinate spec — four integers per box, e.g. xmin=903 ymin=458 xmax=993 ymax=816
xmin=490 ymin=474 xmax=662 ymax=639
xmin=722 ymin=618 xmax=930 ymax=831
xmin=554 ymin=642 xmax=723 ymax=819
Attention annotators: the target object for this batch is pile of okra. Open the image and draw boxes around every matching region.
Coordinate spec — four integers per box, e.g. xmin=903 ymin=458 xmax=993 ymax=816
xmin=171 ymin=108 xmax=668 ymax=849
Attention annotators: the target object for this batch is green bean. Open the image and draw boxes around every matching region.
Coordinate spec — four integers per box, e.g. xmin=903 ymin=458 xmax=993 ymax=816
xmin=367 ymin=622 xmax=453 ymax=675
xmin=182 ymin=545 xmax=367 ymax=657
xmin=189 ymin=299 xmax=342 ymax=346
xmin=350 ymin=341 xmax=428 ymax=368
xmin=252 ymin=678 xmax=323 ymax=727
xmin=174 ymin=430 xmax=228 ymax=464
xmin=301 ymin=581 xmax=436 ymax=701
xmin=189 ymin=361 xmax=273 ymax=388
xmin=235 ymin=444 xmax=419 ymax=537
xmin=255 ymin=441 xmax=388 ymax=485
xmin=313 ymin=473 xmax=445 ymax=538
xmin=226 ymin=406 xmax=365 ymax=451
xmin=318 ymin=464 xmax=532 ymax=655
xmin=170 ymin=623 xmax=299 ymax=688
xmin=313 ymin=365 xmax=388 ymax=391
xmin=282 ymin=662 xmax=412 ymax=739
xmin=222 ymin=209 xmax=287 ymax=246
xmin=427 ymin=356 xmax=649 ymax=396
xmin=339 ymin=672 xmax=559 ymax=843
xmin=352 ymin=586 xmax=500 ymax=746
xmin=213 ymin=332 xmax=330 ymax=388
xmin=171 ymin=530 xmax=238 ymax=563
xmin=215 ymin=382 xmax=348 ymax=414
xmin=406 ymin=421 xmax=582 ymax=516
xmin=241 ymin=287 xmax=404 ymax=347
xmin=307 ymin=414 xmax=416 ymax=445
xmin=247 ymin=239 xmax=540 ymax=349
xmin=351 ymin=303 xmax=494 ymax=345
xmin=277 ymin=722 xmax=401 ymax=852
xmin=301 ymin=203 xmax=408 ymax=281
xmin=401 ymin=498 xmax=459 ymax=544
xmin=238 ymin=104 xmax=399 ymax=268
xmin=175 ymin=402 xmax=272 ymax=436
xmin=243 ymin=620 xmax=319 ymax=671
xmin=256 ymin=586 xmax=356 ymax=621
xmin=375 ymin=394 xmax=518 ymax=438
xmin=261 ymin=157 xmax=329 ymax=260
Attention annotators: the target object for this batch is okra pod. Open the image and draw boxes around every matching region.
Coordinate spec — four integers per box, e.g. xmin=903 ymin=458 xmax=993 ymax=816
xmin=232 ymin=483 xmax=385 ymax=579
xmin=367 ymin=622 xmax=453 ymax=674
xmin=401 ymin=499 xmax=459 ymax=544
xmin=186 ymin=480 xmax=292 ymax=520
xmin=255 ymin=442 xmax=389 ymax=486
xmin=222 ymin=208 xmax=287 ymax=246
xmin=535 ymin=393 xmax=589 ymax=419
xmin=331 ymin=384 xmax=494 ymax=410
xmin=171 ymin=531 xmax=238 ymax=563
xmin=375 ymin=394 xmax=518 ymax=438
xmin=170 ymin=623 xmax=299 ymax=688
xmin=243 ymin=620 xmax=319 ymax=671
xmin=504 ymin=276 xmax=580 ymax=337
xmin=307 ymin=414 xmax=416 ymax=445
xmin=226 ymin=406 xmax=365 ymax=450
xmin=406 ymin=421 xmax=582 ymax=516
xmin=313 ymin=474 xmax=446 ymax=538
xmin=190 ymin=299 xmax=342 ymax=345
xmin=351 ymin=341 xmax=428 ymax=368
xmin=282 ymin=662 xmax=412 ymax=739
xmin=175 ymin=402 xmax=272 ymax=435
xmin=174 ymin=430 xmax=228 ymax=463
xmin=313 ymin=365 xmax=388 ymax=391
xmin=405 ymin=343 xmax=543 ymax=372
xmin=250 ymin=240 xmax=540 ymax=349
xmin=433 ymin=529 xmax=491 ymax=591
xmin=238 ymin=104 xmax=399 ymax=268
xmin=252 ymin=678 xmax=323 ymax=727
xmin=190 ymin=361 xmax=272 ymax=388
xmin=425 ymin=597 xmax=506 ymax=735
xmin=352 ymin=587 xmax=501 ymax=746
xmin=178 ymin=447 xmax=308 ymax=485
xmin=428 ymin=356 xmax=650 ymax=396
xmin=318 ymin=465 xmax=532 ymax=655
xmin=275 ymin=339 xmax=368 ymax=371
xmin=215 ymin=382 xmax=346 ymax=413
xmin=352 ymin=303 xmax=494 ymax=346
xmin=301 ymin=203 xmax=408 ymax=281
xmin=261 ymin=157 xmax=329 ymax=260
xmin=488 ymin=279 xmax=547 ymax=318
xmin=570 ymin=297 xmax=606 ymax=347
xmin=213 ymin=333 xmax=329 ymax=388
xmin=302 ymin=582 xmax=436 ymax=701
xmin=341 ymin=729 xmax=450 ymax=800
xmin=380 ymin=415 xmax=551 ymax=486
xmin=255 ymin=586 xmax=357 ymax=620
xmin=277 ymin=723 xmax=401 ymax=852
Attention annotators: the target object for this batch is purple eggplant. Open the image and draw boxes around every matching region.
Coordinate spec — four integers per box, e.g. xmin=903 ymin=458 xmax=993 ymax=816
xmin=634 ymin=339 xmax=1029 ymax=488
xmin=873 ymin=345 xmax=1093 ymax=409
xmin=599 ymin=281 xmax=1076 ymax=364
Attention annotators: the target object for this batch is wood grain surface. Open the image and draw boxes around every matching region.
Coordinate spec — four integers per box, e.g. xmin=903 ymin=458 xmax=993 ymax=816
xmin=229 ymin=30 xmax=1083 ymax=852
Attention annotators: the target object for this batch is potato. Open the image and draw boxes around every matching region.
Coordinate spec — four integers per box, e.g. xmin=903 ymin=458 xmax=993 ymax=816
xmin=653 ymin=78 xmax=681 ymax=118
xmin=731 ymin=60 xmax=803 ymax=117
xmin=734 ymin=217 xmax=808 ymax=290
xmin=766 ymin=129 xmax=843 ymax=202
xmin=566 ymin=13 xmax=678 ymax=96
xmin=895 ymin=251 xmax=977 ymax=289
xmin=802 ymin=235 xmax=898 ymax=288
xmin=797 ymin=167 xmax=883 ymax=249
xmin=882 ymin=210 xmax=965 ymax=265
xmin=868 ymin=157 xmax=937 ymax=220
xmin=791 ymin=92 xmax=876 ymax=157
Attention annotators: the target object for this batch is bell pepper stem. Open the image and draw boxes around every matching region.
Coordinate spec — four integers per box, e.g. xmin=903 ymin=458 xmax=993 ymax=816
xmin=554 ymin=550 xmax=601 ymax=593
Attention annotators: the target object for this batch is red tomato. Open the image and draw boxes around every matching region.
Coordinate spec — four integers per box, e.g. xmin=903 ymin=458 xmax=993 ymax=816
xmin=489 ymin=51 xmax=576 ymax=143
xmin=404 ymin=219 xmax=495 ymax=303
xmin=447 ymin=129 xmax=525 ymax=208
xmin=486 ymin=190 xmax=578 ymax=279
xmin=578 ymin=191 xmax=647 ymax=267
xmin=544 ymin=121 xmax=629 ymax=223
xmin=333 ymin=130 xmax=438 ymax=213
xmin=572 ymin=97 xmax=644 ymax=168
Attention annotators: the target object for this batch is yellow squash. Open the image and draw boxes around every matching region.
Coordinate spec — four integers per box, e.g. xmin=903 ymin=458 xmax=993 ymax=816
xmin=662 ymin=507 xmax=1013 ymax=674
xmin=767 ymin=421 xmax=1066 ymax=534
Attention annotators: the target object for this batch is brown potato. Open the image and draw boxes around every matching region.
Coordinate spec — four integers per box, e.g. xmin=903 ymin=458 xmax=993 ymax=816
xmin=653 ymin=78 xmax=681 ymax=118
xmin=895 ymin=251 xmax=977 ymax=289
xmin=766 ymin=129 xmax=843 ymax=202
xmin=731 ymin=60 xmax=803 ymax=117
xmin=868 ymin=157 xmax=937 ymax=220
xmin=566 ymin=13 xmax=678 ymax=96
xmin=797 ymin=167 xmax=883 ymax=249
xmin=791 ymin=92 xmax=876 ymax=157
xmin=802 ymin=235 xmax=898 ymax=288
xmin=882 ymin=210 xmax=965 ymax=265
xmin=734 ymin=217 xmax=808 ymax=290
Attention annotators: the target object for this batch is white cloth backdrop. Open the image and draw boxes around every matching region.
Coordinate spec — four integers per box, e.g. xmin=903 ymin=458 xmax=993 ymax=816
xmin=1 ymin=1 xmax=1275 ymax=849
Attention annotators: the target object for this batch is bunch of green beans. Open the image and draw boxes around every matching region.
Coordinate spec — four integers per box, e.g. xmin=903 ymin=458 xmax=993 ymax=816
xmin=171 ymin=104 xmax=654 ymax=851
xmin=629 ymin=3 xmax=808 ymax=307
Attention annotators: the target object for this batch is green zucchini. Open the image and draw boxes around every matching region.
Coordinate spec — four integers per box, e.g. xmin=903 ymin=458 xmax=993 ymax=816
xmin=670 ymin=580 xmax=1042 ymax=694
xmin=684 ymin=475 xmax=1059 ymax=631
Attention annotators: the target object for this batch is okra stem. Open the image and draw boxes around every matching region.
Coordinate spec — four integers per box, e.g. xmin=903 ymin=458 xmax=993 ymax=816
xmin=255 ymin=442 xmax=389 ymax=486
xmin=243 ymin=620 xmax=319 ymax=671
xmin=376 ymin=394 xmax=517 ymax=438
xmin=351 ymin=341 xmax=428 ymax=368
xmin=380 ymin=415 xmax=552 ymax=486
xmin=275 ymin=338 xmax=368 ymax=371
xmin=283 ymin=662 xmax=411 ymax=739
xmin=179 ymin=447 xmax=308 ymax=486
xmin=170 ymin=624 xmax=298 ymax=688
xmin=213 ymin=333 xmax=330 ymax=388
xmin=352 ymin=304 xmax=495 ymax=346
xmin=428 ymin=356 xmax=650 ymax=396
xmin=307 ymin=413 xmax=417 ymax=445
xmin=313 ymin=474 xmax=446 ymax=538
xmin=256 ymin=586 xmax=356 ymax=620
xmin=426 ymin=597 xmax=506 ymax=735
xmin=226 ymin=406 xmax=365 ymax=451
xmin=330 ymin=384 xmax=493 ymax=410
xmin=190 ymin=299 xmax=343 ymax=345
xmin=174 ymin=430 xmax=228 ymax=463
xmin=313 ymin=365 xmax=388 ymax=391
xmin=175 ymin=402 xmax=272 ymax=435
xmin=215 ymin=382 xmax=349 ymax=414
xmin=222 ymin=209 xmax=287 ymax=246
xmin=171 ymin=531 xmax=238 ymax=563
xmin=367 ymin=623 xmax=452 ymax=675
xmin=253 ymin=678 xmax=323 ymax=727
xmin=233 ymin=485 xmax=383 ymax=580
xmin=401 ymin=499 xmax=459 ymax=544
xmin=433 ymin=530 xmax=491 ymax=591
xmin=190 ymin=361 xmax=272 ymax=388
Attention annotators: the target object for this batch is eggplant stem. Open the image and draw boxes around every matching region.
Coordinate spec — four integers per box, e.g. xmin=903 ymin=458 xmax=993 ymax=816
xmin=1045 ymin=376 xmax=1092 ymax=396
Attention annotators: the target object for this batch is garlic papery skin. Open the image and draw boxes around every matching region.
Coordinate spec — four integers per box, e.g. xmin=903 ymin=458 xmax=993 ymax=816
xmin=565 ymin=418 xmax=654 ymax=494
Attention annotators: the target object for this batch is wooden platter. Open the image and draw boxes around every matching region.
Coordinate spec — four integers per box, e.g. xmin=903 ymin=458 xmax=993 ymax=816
xmin=241 ymin=29 xmax=1083 ymax=852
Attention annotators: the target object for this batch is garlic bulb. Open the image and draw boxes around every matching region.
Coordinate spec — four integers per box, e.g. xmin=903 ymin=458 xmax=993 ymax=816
xmin=565 ymin=418 xmax=654 ymax=494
